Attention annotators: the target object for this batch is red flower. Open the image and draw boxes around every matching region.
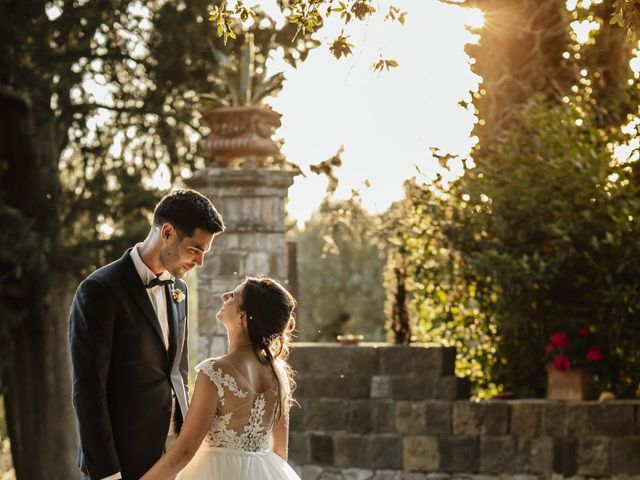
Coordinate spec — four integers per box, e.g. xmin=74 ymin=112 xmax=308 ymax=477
xmin=579 ymin=326 xmax=589 ymax=337
xmin=587 ymin=347 xmax=603 ymax=362
xmin=550 ymin=331 xmax=568 ymax=350
xmin=554 ymin=354 xmax=571 ymax=371
xmin=545 ymin=344 xmax=553 ymax=354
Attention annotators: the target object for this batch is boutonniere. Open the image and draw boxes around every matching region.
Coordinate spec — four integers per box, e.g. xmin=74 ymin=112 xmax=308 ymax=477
xmin=171 ymin=287 xmax=186 ymax=303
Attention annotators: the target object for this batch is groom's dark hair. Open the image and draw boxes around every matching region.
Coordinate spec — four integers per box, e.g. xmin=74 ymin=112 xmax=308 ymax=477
xmin=153 ymin=189 xmax=225 ymax=237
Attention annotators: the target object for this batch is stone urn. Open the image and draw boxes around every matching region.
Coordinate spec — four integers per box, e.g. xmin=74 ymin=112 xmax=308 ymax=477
xmin=200 ymin=105 xmax=282 ymax=169
xmin=546 ymin=363 xmax=594 ymax=400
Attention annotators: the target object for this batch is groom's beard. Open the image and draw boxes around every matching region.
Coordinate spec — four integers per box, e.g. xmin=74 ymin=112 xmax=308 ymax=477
xmin=169 ymin=262 xmax=196 ymax=279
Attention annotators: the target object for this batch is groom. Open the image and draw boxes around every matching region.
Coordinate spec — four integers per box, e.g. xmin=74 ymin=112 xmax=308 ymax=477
xmin=69 ymin=189 xmax=225 ymax=480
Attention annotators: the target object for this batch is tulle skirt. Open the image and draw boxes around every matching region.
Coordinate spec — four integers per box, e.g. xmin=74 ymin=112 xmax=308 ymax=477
xmin=176 ymin=446 xmax=301 ymax=480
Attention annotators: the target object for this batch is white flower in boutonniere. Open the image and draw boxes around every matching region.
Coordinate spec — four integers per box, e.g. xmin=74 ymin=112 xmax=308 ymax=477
xmin=171 ymin=287 xmax=186 ymax=303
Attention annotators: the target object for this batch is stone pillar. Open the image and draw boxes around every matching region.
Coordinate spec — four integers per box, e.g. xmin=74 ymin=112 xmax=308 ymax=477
xmin=186 ymin=168 xmax=296 ymax=359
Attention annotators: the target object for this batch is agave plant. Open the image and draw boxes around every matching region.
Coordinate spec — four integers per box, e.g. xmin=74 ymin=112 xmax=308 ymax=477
xmin=201 ymin=32 xmax=285 ymax=107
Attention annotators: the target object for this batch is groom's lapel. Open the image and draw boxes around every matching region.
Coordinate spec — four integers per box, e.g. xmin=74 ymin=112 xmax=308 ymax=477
xmin=120 ymin=250 xmax=167 ymax=353
xmin=165 ymin=283 xmax=180 ymax=363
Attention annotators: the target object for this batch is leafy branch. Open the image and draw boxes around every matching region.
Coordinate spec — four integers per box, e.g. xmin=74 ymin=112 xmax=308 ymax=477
xmin=208 ymin=0 xmax=405 ymax=65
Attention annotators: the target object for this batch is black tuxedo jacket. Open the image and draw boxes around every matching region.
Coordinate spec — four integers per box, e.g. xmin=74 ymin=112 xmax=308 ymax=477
xmin=69 ymin=249 xmax=189 ymax=480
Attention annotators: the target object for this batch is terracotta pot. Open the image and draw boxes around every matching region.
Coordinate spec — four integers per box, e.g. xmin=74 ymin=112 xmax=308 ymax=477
xmin=546 ymin=363 xmax=594 ymax=400
xmin=199 ymin=105 xmax=282 ymax=168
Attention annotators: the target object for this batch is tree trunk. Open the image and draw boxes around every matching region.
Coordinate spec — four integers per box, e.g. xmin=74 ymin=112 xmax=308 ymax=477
xmin=5 ymin=282 xmax=79 ymax=479
xmin=0 ymin=88 xmax=79 ymax=479
xmin=464 ymin=0 xmax=575 ymax=149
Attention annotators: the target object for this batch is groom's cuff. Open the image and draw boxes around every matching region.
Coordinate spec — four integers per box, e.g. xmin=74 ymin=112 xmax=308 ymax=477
xmin=100 ymin=473 xmax=122 ymax=480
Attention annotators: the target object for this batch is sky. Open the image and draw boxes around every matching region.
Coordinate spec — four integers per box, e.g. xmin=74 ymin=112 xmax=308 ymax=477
xmin=264 ymin=0 xmax=483 ymax=224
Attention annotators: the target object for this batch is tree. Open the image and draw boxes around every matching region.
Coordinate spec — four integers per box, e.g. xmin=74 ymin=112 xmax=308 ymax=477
xmin=382 ymin=0 xmax=640 ymax=396
xmin=0 ymin=2 xmax=315 ymax=477
xmin=443 ymin=95 xmax=640 ymax=396
xmin=292 ymin=195 xmax=387 ymax=342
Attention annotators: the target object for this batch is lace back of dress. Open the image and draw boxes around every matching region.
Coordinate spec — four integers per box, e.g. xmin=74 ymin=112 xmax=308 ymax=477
xmin=196 ymin=358 xmax=279 ymax=452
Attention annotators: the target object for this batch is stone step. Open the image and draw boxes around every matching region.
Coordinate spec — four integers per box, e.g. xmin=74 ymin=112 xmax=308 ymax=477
xmin=371 ymin=375 xmax=470 ymax=401
xmin=289 ymin=343 xmax=457 ymax=378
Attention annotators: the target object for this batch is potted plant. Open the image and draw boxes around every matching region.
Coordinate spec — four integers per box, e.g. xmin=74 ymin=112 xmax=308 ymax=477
xmin=199 ymin=32 xmax=285 ymax=168
xmin=544 ymin=327 xmax=603 ymax=400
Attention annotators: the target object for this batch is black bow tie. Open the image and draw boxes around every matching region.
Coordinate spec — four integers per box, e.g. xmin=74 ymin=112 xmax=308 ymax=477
xmin=145 ymin=277 xmax=174 ymax=289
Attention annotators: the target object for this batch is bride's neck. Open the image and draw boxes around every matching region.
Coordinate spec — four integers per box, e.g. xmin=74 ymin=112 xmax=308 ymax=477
xmin=227 ymin=333 xmax=252 ymax=353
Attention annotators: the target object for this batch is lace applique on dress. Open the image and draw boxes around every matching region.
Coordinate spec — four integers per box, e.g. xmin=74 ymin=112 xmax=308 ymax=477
xmin=243 ymin=394 xmax=270 ymax=451
xmin=204 ymin=394 xmax=270 ymax=451
xmin=195 ymin=358 xmax=272 ymax=452
xmin=196 ymin=359 xmax=247 ymax=406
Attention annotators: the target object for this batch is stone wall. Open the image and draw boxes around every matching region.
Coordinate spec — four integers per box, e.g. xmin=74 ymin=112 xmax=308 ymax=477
xmin=287 ymin=343 xmax=640 ymax=479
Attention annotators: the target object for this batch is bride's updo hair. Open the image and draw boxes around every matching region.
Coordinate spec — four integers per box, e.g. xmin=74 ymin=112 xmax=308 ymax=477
xmin=240 ymin=276 xmax=297 ymax=422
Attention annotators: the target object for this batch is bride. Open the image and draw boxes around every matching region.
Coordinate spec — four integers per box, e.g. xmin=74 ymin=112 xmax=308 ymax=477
xmin=141 ymin=276 xmax=300 ymax=480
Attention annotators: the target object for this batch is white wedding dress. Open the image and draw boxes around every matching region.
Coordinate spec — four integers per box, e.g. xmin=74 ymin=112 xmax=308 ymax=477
xmin=176 ymin=358 xmax=301 ymax=480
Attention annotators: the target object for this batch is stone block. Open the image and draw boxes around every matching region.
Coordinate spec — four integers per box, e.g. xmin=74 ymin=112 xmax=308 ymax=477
xmin=334 ymin=434 xmax=369 ymax=467
xmin=377 ymin=345 xmax=455 ymax=376
xmin=379 ymin=346 xmax=420 ymax=374
xmin=371 ymin=376 xmax=392 ymax=398
xmin=413 ymin=346 xmax=456 ymax=376
xmin=372 ymin=375 xmax=436 ymax=401
xmin=552 ymin=437 xmax=577 ymax=477
xmin=373 ymin=400 xmax=398 ymax=433
xmin=328 ymin=375 xmax=371 ymax=399
xmin=349 ymin=347 xmax=381 ymax=377
xmin=479 ymin=436 xmax=516 ymax=474
xmin=424 ymin=401 xmax=452 ymax=435
xmin=290 ymin=345 xmax=351 ymax=376
xmin=510 ymin=401 xmax=543 ymax=436
xmin=288 ymin=345 xmax=311 ymax=372
xmin=590 ymin=403 xmax=635 ymax=436
xmin=208 ymin=336 xmax=227 ymax=358
xmin=515 ymin=436 xmax=532 ymax=473
xmin=369 ymin=434 xmax=404 ymax=469
xmin=299 ymin=465 xmax=324 ymax=480
xmin=439 ymin=436 xmax=479 ymax=472
xmin=245 ymin=251 xmax=273 ymax=275
xmin=290 ymin=344 xmax=382 ymax=378
xmin=304 ymin=399 xmax=349 ymax=431
xmin=288 ymin=432 xmax=310 ymax=464
xmin=347 ymin=399 xmax=395 ymax=434
xmin=482 ymin=402 xmax=509 ymax=435
xmin=436 ymin=376 xmax=470 ymax=401
xmin=297 ymin=374 xmax=370 ymax=399
xmin=218 ymin=252 xmax=243 ymax=276
xmin=401 ymin=474 xmax=431 ymax=480
xmin=341 ymin=468 xmax=377 ymax=480
xmin=577 ymin=437 xmax=611 ymax=477
xmin=369 ymin=472 xmax=403 ymax=480
xmin=565 ymin=403 xmax=592 ymax=437
xmin=611 ymin=436 xmax=640 ymax=474
xmin=404 ymin=436 xmax=439 ymax=472
xmin=396 ymin=401 xmax=427 ymax=434
xmin=348 ymin=400 xmax=375 ymax=434
xmin=453 ymin=402 xmax=484 ymax=436
xmin=309 ymin=433 xmax=334 ymax=465
xmin=289 ymin=401 xmax=305 ymax=432
xmin=295 ymin=375 xmax=326 ymax=398
xmin=529 ymin=437 xmax=554 ymax=476
xmin=542 ymin=402 xmax=566 ymax=437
